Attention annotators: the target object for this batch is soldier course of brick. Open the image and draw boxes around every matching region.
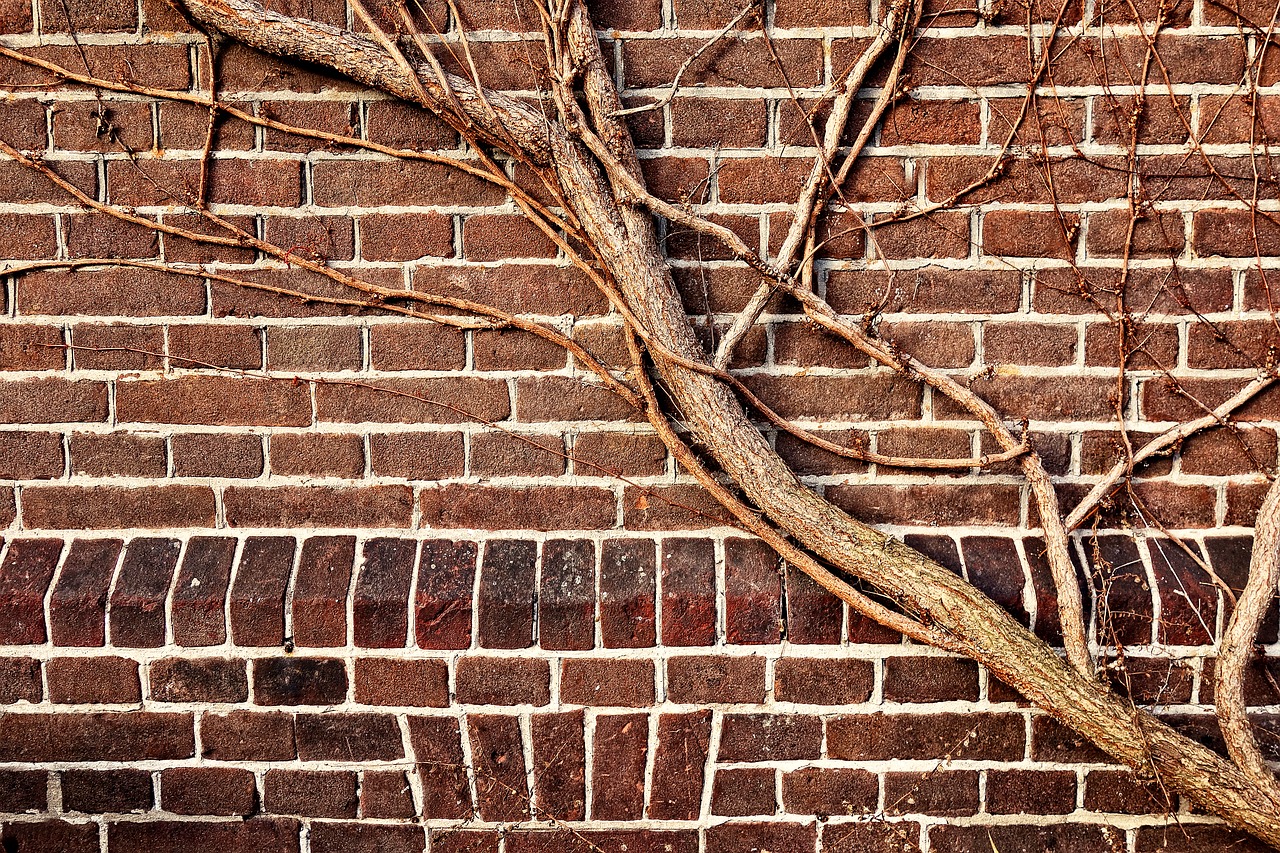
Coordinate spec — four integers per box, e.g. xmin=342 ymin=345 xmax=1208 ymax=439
xmin=1 ymin=0 xmax=1279 ymax=849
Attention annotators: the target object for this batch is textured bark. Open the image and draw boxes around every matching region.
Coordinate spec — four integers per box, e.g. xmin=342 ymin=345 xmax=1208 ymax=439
xmin=171 ymin=0 xmax=1280 ymax=845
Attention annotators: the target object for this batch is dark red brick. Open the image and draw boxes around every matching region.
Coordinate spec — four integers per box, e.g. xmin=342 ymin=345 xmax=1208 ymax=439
xmin=783 ymin=564 xmax=843 ymax=645
xmin=648 ymin=710 xmax=712 ymax=820
xmin=667 ymin=655 xmax=766 ymax=704
xmin=106 ymin=819 xmax=300 ymax=853
xmin=478 ymin=539 xmax=536 ymax=649
xmin=934 ymin=824 xmax=1124 ymax=853
xmin=270 ymin=433 xmax=364 ymax=478
xmin=712 ymin=767 xmax=777 ymax=816
xmin=1083 ymin=768 xmax=1172 ymax=814
xmin=829 ymin=713 xmax=1025 ymax=761
xmin=421 ymin=485 xmax=616 ymax=531
xmin=0 ymin=712 xmax=193 ymax=762
xmin=360 ymin=770 xmax=416 ymax=819
xmin=407 ymin=716 xmax=472 ymax=819
xmin=109 ymin=537 xmax=180 ymax=647
xmin=201 ymin=711 xmax=296 ymax=762
xmin=706 ymin=822 xmax=816 ymax=853
xmin=539 ymin=539 xmax=595 ymax=650
xmin=531 ymin=711 xmax=586 ymax=821
xmin=24 ymin=485 xmax=209 ymax=530
xmin=986 ymin=769 xmax=1077 ymax=815
xmin=295 ymin=713 xmax=402 ymax=762
xmin=369 ymin=432 xmax=465 ymax=480
xmin=591 ymin=713 xmax=648 ymax=820
xmin=48 ymin=538 xmax=122 ymax=647
xmin=416 ymin=539 xmax=477 ymax=650
xmin=560 ymin=658 xmax=655 ymax=707
xmin=353 ymin=538 xmax=416 ymax=648
xmin=0 ymin=538 xmax=62 ymax=644
xmin=0 ymin=657 xmax=41 ymax=705
xmin=885 ymin=769 xmax=979 ymax=816
xmin=150 ymin=657 xmax=247 ymax=703
xmin=1134 ymin=825 xmax=1271 ymax=852
xmin=171 ymin=537 xmax=236 ymax=647
xmin=775 ymin=658 xmax=874 ymax=705
xmin=0 ymin=769 xmax=48 ymax=812
xmin=0 ymin=822 xmax=98 ymax=853
xmin=309 ymin=823 xmax=426 ymax=853
xmin=456 ymin=656 xmax=550 ymax=706
xmin=720 ymin=714 xmax=822 ymax=762
xmin=291 ymin=536 xmax=355 ymax=648
xmin=161 ymin=767 xmax=256 ymax=816
xmin=354 ymin=658 xmax=448 ymax=707
xmin=46 ymin=656 xmax=140 ymax=704
xmin=782 ymin=767 xmax=877 ymax=817
xmin=229 ymin=536 xmax=296 ymax=647
xmin=265 ymin=769 xmax=358 ymax=818
xmin=69 ymin=432 xmax=164 ymax=478
xmin=61 ymin=768 xmax=152 ymax=813
xmin=725 ymin=537 xmax=781 ymax=644
xmin=661 ymin=538 xmax=716 ymax=646
xmin=599 ymin=539 xmax=656 ymax=648
xmin=469 ymin=714 xmax=529 ymax=821
xmin=1030 ymin=716 xmax=1110 ymax=763
xmin=253 ymin=657 xmax=347 ymax=706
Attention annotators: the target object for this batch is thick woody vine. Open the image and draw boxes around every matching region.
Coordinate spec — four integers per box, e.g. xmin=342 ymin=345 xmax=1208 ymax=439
xmin=6 ymin=0 xmax=1280 ymax=845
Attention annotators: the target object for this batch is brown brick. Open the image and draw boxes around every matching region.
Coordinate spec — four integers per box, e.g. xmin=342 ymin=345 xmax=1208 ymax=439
xmin=983 ymin=210 xmax=1079 ymax=259
xmin=561 ymin=658 xmax=655 ymax=706
xmin=254 ymin=657 xmax=348 ymax=706
xmin=775 ymin=658 xmax=874 ymax=705
xmin=291 ymin=536 xmax=356 ymax=648
xmin=623 ymin=37 xmax=821 ymax=89
xmin=0 ymin=539 xmax=63 ymax=645
xmin=986 ymin=769 xmax=1077 ymax=815
xmin=0 ymin=712 xmax=194 ymax=762
xmin=1087 ymin=207 xmax=1186 ymax=258
xmin=667 ymin=655 xmax=766 ymax=704
xmin=573 ymin=432 xmax=667 ymax=478
xmin=267 ymin=325 xmax=362 ymax=372
xmin=0 ymin=823 xmax=97 ymax=853
xmin=783 ymin=566 xmax=843 ymax=645
xmin=295 ymin=712 xmax=403 ymax=761
xmin=118 ymin=377 xmax=310 ymax=426
xmin=935 ymin=824 xmax=1123 ymax=853
xmin=150 ymin=657 xmax=248 ymax=703
xmin=0 ymin=768 xmax=48 ymax=811
xmin=712 ymin=767 xmax=777 ymax=817
xmin=313 ymin=159 xmax=504 ymax=207
xmin=0 ymin=378 xmax=107 ymax=425
xmin=830 ymin=713 xmax=1025 ymax=761
xmin=270 ymin=433 xmax=364 ymax=477
xmin=599 ymin=539 xmax=656 ymax=648
xmin=364 ymin=101 xmax=457 ymax=150
xmin=873 ymin=211 xmax=971 ymax=260
xmin=171 ymin=537 xmax=236 ymax=647
xmin=172 ymin=433 xmax=264 ymax=479
xmin=354 ymin=658 xmax=448 ymax=707
xmin=70 ymin=433 xmax=166 ymax=478
xmin=360 ymin=769 xmax=416 ymax=819
xmin=110 ymin=537 xmax=180 ymax=647
xmin=406 ymin=716 xmax=472 ymax=819
xmin=539 ymin=539 xmax=595 ymax=650
xmin=720 ymin=714 xmax=822 ymax=762
xmin=416 ymin=539 xmax=476 ymax=650
xmin=265 ymin=769 xmax=358 ymax=818
xmin=421 ymin=484 xmax=616 ymax=530
xmin=413 ymin=263 xmax=609 ymax=316
xmin=317 ymin=377 xmax=508 ymax=424
xmin=161 ymin=767 xmax=256 ymax=816
xmin=782 ymin=767 xmax=876 ymax=817
xmin=0 ymin=657 xmax=42 ymax=704
xmin=469 ymin=714 xmax=529 ymax=821
xmin=463 ymin=214 xmax=557 ymax=261
xmin=106 ymin=819 xmax=301 ymax=853
xmin=70 ymin=323 xmax=165 ymax=370
xmin=40 ymin=0 xmax=137 ymax=31
xmin=202 ymin=711 xmax=296 ymax=762
xmin=61 ymin=768 xmax=152 ymax=813
xmin=27 ymin=485 xmax=211 ymax=529
xmin=530 ymin=711 xmax=586 ymax=820
xmin=225 ymin=485 xmax=414 ymax=528
xmin=309 ymin=823 xmax=425 ymax=853
xmin=456 ymin=656 xmax=550 ymax=706
xmin=63 ymin=213 xmax=159 ymax=259
xmin=706 ymin=822 xmax=816 ymax=853
xmin=591 ymin=713 xmax=648 ymax=820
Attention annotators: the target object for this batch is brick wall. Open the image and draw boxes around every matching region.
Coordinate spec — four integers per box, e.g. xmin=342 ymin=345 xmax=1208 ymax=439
xmin=0 ymin=0 xmax=1277 ymax=849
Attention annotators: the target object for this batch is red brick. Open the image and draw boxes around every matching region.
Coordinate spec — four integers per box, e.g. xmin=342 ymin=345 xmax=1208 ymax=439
xmin=983 ymin=209 xmax=1079 ymax=259
xmin=354 ymin=658 xmax=448 ymax=707
xmin=0 ymin=657 xmax=41 ymax=704
xmin=462 ymin=214 xmax=557 ymax=261
xmin=310 ymin=824 xmax=425 ymax=853
xmin=539 ymin=539 xmax=595 ymax=650
xmin=469 ymin=714 xmax=529 ymax=821
xmin=706 ymin=822 xmax=816 ymax=853
xmin=106 ymin=819 xmax=301 ymax=853
xmin=456 ymin=656 xmax=550 ymax=706
xmin=47 ymin=655 xmax=140 ymax=704
xmin=254 ymin=657 xmax=348 ymax=706
xmin=291 ymin=536 xmax=355 ymax=648
xmin=623 ymin=484 xmax=736 ymax=531
xmin=171 ymin=537 xmax=236 ymax=647
xmin=0 ymin=101 xmax=46 ymax=151
xmin=351 ymin=538 xmax=415 ymax=648
xmin=959 ymin=536 xmax=1030 ymax=625
xmin=829 ymin=268 xmax=1022 ymax=315
xmin=591 ymin=713 xmax=648 ymax=820
xmin=67 ymin=433 xmax=163 ymax=479
xmin=531 ymin=711 xmax=586 ymax=821
xmin=471 ymin=432 xmax=563 ymax=477
xmin=885 ymin=769 xmax=979 ymax=816
xmin=573 ymin=432 xmax=667 ymax=479
xmin=0 ymin=157 xmax=97 ymax=207
xmin=0 ymin=822 xmax=97 ymax=853
xmin=228 ymin=536 xmax=295 ymax=647
xmin=70 ymin=323 xmax=165 ymax=370
xmin=830 ymin=713 xmax=1025 ymax=761
xmin=421 ymin=484 xmax=617 ymax=530
xmin=667 ymin=655 xmax=766 ymax=704
xmin=0 ymin=539 xmax=62 ymax=645
xmin=725 ymin=537 xmax=781 ymax=644
xmin=406 ymin=716 xmax=472 ymax=819
xmin=107 ymin=157 xmax=303 ymax=208
xmin=63 ymin=213 xmax=159 ymax=259
xmin=0 ymin=215 xmax=57 ymax=260
xmin=782 ymin=767 xmax=876 ymax=816
xmin=413 ymin=264 xmax=609 ymax=315
xmin=161 ymin=767 xmax=256 ymax=816
xmin=712 ymin=767 xmax=776 ymax=816
xmin=156 ymin=103 xmax=255 ymax=152
xmin=265 ymin=769 xmax=358 ymax=818
xmin=561 ymin=658 xmax=654 ymax=706
xmin=359 ymin=213 xmax=454 ymax=261
xmin=872 ymin=211 xmax=971 ymax=260
xmin=828 ymin=483 xmax=1021 ymax=527
xmin=225 ymin=485 xmax=414 ymax=528
xmin=986 ymin=769 xmax=1077 ymax=815
xmin=623 ymin=37 xmax=821 ymax=89
xmin=150 ymin=657 xmax=248 ymax=703
xmin=270 ymin=433 xmax=364 ymax=477
xmin=0 ymin=768 xmax=47 ymax=811
xmin=883 ymin=656 xmax=979 ymax=703
xmin=317 ymin=377 xmax=508 ymax=424
xmin=360 ymin=769 xmax=416 ymax=818
xmin=775 ymin=658 xmax=874 ymax=705
xmin=313 ymin=159 xmax=504 ymax=207
xmin=648 ymin=710 xmax=712 ymax=820
xmin=173 ymin=432 xmax=264 ymax=479
xmin=108 ymin=537 xmax=179 ymax=647
xmin=1030 ymin=716 xmax=1110 ymax=763
xmin=0 ymin=379 xmax=106 ymax=426
xmin=266 ymin=325 xmax=361 ymax=372
xmin=1083 ymin=767 xmax=1171 ymax=814
xmin=1087 ymin=208 xmax=1186 ymax=258
xmin=672 ymin=97 xmax=768 ymax=148
xmin=416 ymin=539 xmax=477 ymax=649
xmin=659 ymin=538 xmax=716 ymax=647
xmin=47 ymin=538 xmax=121 ymax=646
xmin=720 ymin=714 xmax=822 ymax=762
xmin=879 ymin=99 xmax=981 ymax=146
xmin=0 ymin=712 xmax=193 ymax=762
xmin=118 ymin=377 xmax=310 ymax=427
xmin=295 ymin=713 xmax=403 ymax=761
xmin=599 ymin=539 xmax=656 ymax=648
xmin=61 ymin=768 xmax=152 ymax=813
xmin=201 ymin=711 xmax=296 ymax=762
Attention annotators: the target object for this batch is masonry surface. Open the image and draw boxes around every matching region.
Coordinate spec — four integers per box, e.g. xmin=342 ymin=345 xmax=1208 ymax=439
xmin=0 ymin=0 xmax=1278 ymax=849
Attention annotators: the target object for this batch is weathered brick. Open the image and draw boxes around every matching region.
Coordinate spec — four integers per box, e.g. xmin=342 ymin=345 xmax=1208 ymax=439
xmin=783 ymin=564 xmax=843 ymax=645
xmin=712 ymin=767 xmax=777 ymax=816
xmin=591 ymin=713 xmax=648 ymax=820
xmin=648 ymin=710 xmax=712 ymax=820
xmin=667 ymin=655 xmax=766 ymax=704
xmin=407 ymin=715 xmax=472 ymax=819
xmin=720 ymin=714 xmax=822 ymax=762
xmin=48 ymin=538 xmax=122 ymax=646
xmin=782 ymin=767 xmax=876 ymax=817
xmin=829 ymin=713 xmax=1025 ymax=761
xmin=724 ymin=537 xmax=781 ymax=644
xmin=106 ymin=819 xmax=301 ymax=853
xmin=706 ymin=822 xmax=816 ymax=853
xmin=69 ymin=433 xmax=165 ymax=478
xmin=0 ymin=657 xmax=42 ymax=705
xmin=539 ymin=539 xmax=595 ymax=650
xmin=775 ymin=658 xmax=874 ymax=705
xmin=171 ymin=433 xmax=264 ymax=478
xmin=229 ymin=536 xmax=296 ymax=647
xmin=253 ymin=657 xmax=348 ymax=706
xmin=360 ymin=769 xmax=416 ymax=819
xmin=456 ymin=656 xmax=550 ymax=706
xmin=295 ymin=713 xmax=403 ymax=761
xmin=161 ymin=767 xmax=257 ymax=816
xmin=201 ymin=711 xmax=296 ymax=762
xmin=599 ymin=539 xmax=657 ymax=648
xmin=291 ymin=536 xmax=355 ymax=648
xmin=0 ymin=712 xmax=194 ymax=762
xmin=561 ymin=658 xmax=654 ymax=706
xmin=354 ymin=538 xmax=416 ymax=648
xmin=171 ymin=537 xmax=236 ymax=647
xmin=0 ymin=769 xmax=48 ymax=811
xmin=265 ymin=769 xmax=358 ymax=818
xmin=310 ymin=823 xmax=426 ymax=853
xmin=986 ymin=769 xmax=1077 ymax=815
xmin=270 ymin=433 xmax=365 ymax=478
xmin=150 ymin=657 xmax=248 ymax=703
xmin=530 ymin=711 xmax=586 ymax=820
xmin=354 ymin=657 xmax=448 ymax=707
xmin=661 ymin=538 xmax=716 ymax=646
xmin=478 ymin=539 xmax=536 ymax=648
xmin=469 ymin=714 xmax=529 ymax=821
xmin=0 ymin=538 xmax=62 ymax=645
xmin=110 ymin=537 xmax=180 ymax=647
xmin=46 ymin=655 xmax=140 ymax=704
xmin=61 ymin=768 xmax=152 ymax=813
xmin=416 ymin=539 xmax=477 ymax=649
